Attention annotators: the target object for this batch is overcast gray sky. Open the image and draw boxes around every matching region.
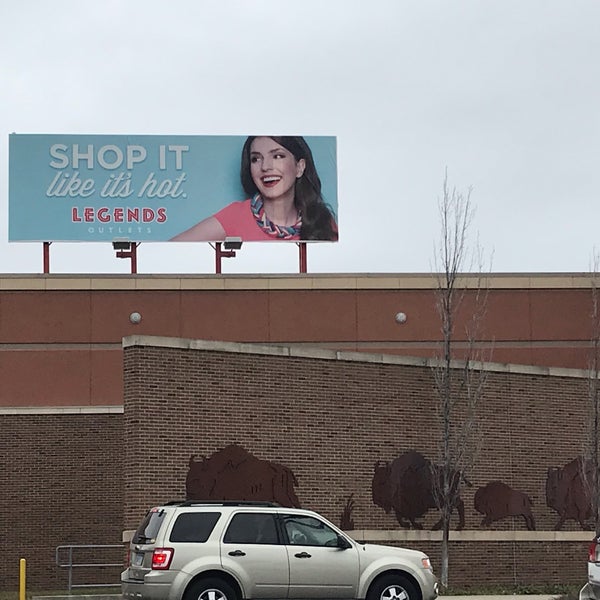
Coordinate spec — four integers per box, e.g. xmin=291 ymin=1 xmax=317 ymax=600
xmin=2 ymin=0 xmax=599 ymax=275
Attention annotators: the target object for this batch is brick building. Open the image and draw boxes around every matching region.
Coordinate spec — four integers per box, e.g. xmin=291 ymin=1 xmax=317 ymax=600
xmin=0 ymin=273 xmax=597 ymax=590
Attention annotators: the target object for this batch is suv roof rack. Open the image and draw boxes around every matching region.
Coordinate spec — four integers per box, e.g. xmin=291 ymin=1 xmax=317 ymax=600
xmin=165 ymin=500 xmax=280 ymax=507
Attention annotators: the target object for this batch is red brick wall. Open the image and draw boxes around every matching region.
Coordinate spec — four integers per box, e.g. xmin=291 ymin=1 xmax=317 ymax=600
xmin=122 ymin=339 xmax=591 ymax=589
xmin=1 ymin=274 xmax=599 ymax=410
xmin=0 ymin=412 xmax=124 ymax=590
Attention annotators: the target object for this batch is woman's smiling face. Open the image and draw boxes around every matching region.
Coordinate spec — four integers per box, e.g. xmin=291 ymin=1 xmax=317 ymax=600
xmin=249 ymin=137 xmax=305 ymax=203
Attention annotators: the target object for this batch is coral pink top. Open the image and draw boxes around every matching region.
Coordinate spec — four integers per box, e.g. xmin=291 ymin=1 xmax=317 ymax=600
xmin=214 ymin=199 xmax=301 ymax=241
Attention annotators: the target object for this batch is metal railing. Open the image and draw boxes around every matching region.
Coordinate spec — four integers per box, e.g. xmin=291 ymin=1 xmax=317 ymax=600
xmin=55 ymin=544 xmax=123 ymax=592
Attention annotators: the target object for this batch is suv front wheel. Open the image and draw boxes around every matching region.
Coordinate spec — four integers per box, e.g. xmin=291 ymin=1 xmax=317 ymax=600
xmin=184 ymin=578 xmax=239 ymax=600
xmin=367 ymin=574 xmax=419 ymax=600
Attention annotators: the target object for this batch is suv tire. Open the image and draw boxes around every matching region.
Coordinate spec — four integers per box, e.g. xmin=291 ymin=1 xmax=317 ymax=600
xmin=184 ymin=578 xmax=239 ymax=600
xmin=367 ymin=574 xmax=418 ymax=600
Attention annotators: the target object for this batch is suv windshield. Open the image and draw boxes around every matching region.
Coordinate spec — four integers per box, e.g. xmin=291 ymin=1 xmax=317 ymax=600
xmin=132 ymin=508 xmax=166 ymax=544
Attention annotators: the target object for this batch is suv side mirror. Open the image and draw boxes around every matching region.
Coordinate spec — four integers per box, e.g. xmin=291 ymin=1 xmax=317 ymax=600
xmin=337 ymin=535 xmax=352 ymax=550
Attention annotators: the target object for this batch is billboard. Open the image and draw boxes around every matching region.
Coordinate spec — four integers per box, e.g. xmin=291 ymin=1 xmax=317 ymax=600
xmin=9 ymin=134 xmax=338 ymax=243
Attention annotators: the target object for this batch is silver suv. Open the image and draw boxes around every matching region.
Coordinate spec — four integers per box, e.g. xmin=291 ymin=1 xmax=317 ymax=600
xmin=121 ymin=501 xmax=438 ymax=600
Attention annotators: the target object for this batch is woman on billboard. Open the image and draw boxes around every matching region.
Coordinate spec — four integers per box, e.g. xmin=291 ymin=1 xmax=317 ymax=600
xmin=172 ymin=136 xmax=338 ymax=241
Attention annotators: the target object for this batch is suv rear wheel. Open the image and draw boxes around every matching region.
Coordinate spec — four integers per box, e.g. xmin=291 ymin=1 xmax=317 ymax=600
xmin=184 ymin=577 xmax=239 ymax=600
xmin=367 ymin=574 xmax=419 ymax=600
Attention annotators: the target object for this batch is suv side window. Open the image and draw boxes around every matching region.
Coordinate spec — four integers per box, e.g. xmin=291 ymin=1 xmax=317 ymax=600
xmin=169 ymin=512 xmax=221 ymax=542
xmin=282 ymin=514 xmax=340 ymax=547
xmin=223 ymin=512 xmax=280 ymax=545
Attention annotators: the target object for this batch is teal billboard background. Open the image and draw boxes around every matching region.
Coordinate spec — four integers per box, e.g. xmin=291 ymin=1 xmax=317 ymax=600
xmin=9 ymin=134 xmax=338 ymax=242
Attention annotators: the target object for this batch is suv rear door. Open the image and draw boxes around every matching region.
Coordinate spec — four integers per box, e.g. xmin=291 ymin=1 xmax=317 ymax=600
xmin=220 ymin=511 xmax=289 ymax=599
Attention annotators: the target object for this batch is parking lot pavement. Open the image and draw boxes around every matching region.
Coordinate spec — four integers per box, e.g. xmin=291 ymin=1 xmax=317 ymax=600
xmin=32 ymin=596 xmax=564 ymax=600
xmin=33 ymin=595 xmax=121 ymax=600
xmin=442 ymin=596 xmax=562 ymax=600
xmin=33 ymin=595 xmax=564 ymax=600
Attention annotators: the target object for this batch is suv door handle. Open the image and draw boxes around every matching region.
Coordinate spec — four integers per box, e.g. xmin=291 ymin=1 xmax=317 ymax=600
xmin=228 ymin=550 xmax=246 ymax=557
xmin=294 ymin=552 xmax=311 ymax=558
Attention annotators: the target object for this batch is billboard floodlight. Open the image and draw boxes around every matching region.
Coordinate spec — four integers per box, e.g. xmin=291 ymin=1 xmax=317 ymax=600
xmin=223 ymin=237 xmax=243 ymax=250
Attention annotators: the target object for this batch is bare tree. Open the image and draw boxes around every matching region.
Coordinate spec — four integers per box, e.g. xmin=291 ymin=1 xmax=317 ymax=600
xmin=582 ymin=253 xmax=600 ymax=534
xmin=431 ymin=172 xmax=490 ymax=588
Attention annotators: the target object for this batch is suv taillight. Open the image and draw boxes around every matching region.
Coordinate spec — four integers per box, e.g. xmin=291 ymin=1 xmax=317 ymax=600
xmin=152 ymin=548 xmax=174 ymax=570
xmin=589 ymin=541 xmax=600 ymax=563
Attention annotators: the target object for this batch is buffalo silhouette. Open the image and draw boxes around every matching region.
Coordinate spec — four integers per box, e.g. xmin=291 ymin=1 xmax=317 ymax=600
xmin=546 ymin=456 xmax=593 ymax=530
xmin=372 ymin=450 xmax=467 ymax=530
xmin=186 ymin=444 xmax=301 ymax=508
xmin=474 ymin=481 xmax=535 ymax=530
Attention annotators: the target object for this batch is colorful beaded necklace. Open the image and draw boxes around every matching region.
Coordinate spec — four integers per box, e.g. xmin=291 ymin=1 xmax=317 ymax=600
xmin=250 ymin=194 xmax=302 ymax=239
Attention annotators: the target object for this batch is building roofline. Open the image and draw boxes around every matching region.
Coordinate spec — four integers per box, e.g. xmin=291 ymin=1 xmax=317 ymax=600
xmin=0 ymin=405 xmax=124 ymax=415
xmin=123 ymin=335 xmax=591 ymax=381
xmin=0 ymin=272 xmax=598 ymax=291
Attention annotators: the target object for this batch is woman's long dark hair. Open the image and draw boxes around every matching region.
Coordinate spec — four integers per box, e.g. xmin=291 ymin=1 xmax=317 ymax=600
xmin=240 ymin=136 xmax=338 ymax=241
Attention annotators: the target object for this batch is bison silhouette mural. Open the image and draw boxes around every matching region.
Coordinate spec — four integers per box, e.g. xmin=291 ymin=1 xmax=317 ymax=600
xmin=372 ymin=450 xmax=467 ymax=530
xmin=186 ymin=444 xmax=301 ymax=507
xmin=546 ymin=456 xmax=593 ymax=530
xmin=474 ymin=481 xmax=535 ymax=530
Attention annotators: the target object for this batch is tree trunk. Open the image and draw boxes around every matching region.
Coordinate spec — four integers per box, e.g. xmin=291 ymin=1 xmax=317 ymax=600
xmin=440 ymin=513 xmax=450 ymax=588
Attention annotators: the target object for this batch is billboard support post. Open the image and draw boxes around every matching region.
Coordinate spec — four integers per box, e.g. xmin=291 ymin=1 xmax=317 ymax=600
xmin=113 ymin=242 xmax=138 ymax=274
xmin=214 ymin=242 xmax=236 ymax=274
xmin=298 ymin=243 xmax=307 ymax=273
xmin=43 ymin=242 xmax=51 ymax=274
